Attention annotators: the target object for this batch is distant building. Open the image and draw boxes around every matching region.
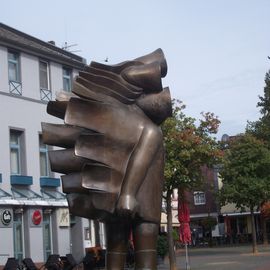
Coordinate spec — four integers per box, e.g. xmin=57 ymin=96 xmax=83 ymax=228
xmin=0 ymin=23 xmax=105 ymax=266
xmin=161 ymin=166 xmax=221 ymax=245
xmin=160 ymin=166 xmax=220 ymax=243
xmin=187 ymin=166 xmax=220 ymax=244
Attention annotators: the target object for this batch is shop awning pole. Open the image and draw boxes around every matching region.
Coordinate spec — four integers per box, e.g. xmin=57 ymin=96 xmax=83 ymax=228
xmin=185 ymin=243 xmax=191 ymax=270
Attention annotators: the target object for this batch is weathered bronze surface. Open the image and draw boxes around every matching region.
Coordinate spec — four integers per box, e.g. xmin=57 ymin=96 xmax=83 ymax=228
xmin=42 ymin=48 xmax=172 ymax=270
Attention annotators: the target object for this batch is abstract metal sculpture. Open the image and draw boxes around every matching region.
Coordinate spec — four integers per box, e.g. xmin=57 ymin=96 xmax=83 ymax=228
xmin=42 ymin=48 xmax=172 ymax=270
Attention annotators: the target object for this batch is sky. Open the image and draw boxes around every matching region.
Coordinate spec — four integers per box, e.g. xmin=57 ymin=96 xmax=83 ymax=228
xmin=1 ymin=0 xmax=270 ymax=138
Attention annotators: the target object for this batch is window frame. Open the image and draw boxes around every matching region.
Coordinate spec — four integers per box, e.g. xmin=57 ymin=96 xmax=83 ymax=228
xmin=13 ymin=211 xmax=25 ymax=261
xmin=62 ymin=67 xmax=72 ymax=92
xmin=43 ymin=210 xmax=53 ymax=261
xmin=193 ymin=191 xmax=206 ymax=205
xmin=10 ymin=129 xmax=26 ymax=176
xmin=39 ymin=134 xmax=50 ymax=177
xmin=39 ymin=60 xmax=50 ymax=90
xmin=8 ymin=50 xmax=21 ymax=83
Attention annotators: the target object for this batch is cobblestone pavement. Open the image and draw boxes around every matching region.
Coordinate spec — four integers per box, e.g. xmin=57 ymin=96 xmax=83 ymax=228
xmin=158 ymin=245 xmax=270 ymax=270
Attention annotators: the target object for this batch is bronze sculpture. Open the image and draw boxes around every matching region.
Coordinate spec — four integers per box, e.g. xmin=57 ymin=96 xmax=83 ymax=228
xmin=42 ymin=48 xmax=172 ymax=270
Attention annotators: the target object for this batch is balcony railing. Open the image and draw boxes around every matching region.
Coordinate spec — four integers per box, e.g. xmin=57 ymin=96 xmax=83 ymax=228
xmin=9 ymin=80 xmax=22 ymax=95
xmin=40 ymin=88 xmax=52 ymax=101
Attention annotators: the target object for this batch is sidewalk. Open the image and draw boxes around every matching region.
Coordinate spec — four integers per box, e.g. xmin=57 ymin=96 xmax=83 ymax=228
xmin=158 ymin=245 xmax=270 ymax=270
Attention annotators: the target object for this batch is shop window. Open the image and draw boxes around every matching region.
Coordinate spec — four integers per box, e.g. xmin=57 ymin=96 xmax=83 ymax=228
xmin=13 ymin=211 xmax=24 ymax=260
xmin=193 ymin=191 xmax=206 ymax=205
xmin=63 ymin=67 xmax=72 ymax=92
xmin=10 ymin=130 xmax=25 ymax=175
xmin=43 ymin=210 xmax=52 ymax=261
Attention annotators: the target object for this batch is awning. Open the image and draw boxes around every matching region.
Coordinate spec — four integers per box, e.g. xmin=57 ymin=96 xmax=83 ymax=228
xmin=0 ymin=198 xmax=68 ymax=207
xmin=0 ymin=187 xmax=68 ymax=207
xmin=222 ymin=211 xmax=260 ymax=217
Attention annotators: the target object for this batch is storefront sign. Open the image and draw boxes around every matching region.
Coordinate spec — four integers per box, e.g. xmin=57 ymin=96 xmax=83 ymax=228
xmin=58 ymin=208 xmax=70 ymax=227
xmin=1 ymin=210 xmax=12 ymax=226
xmin=32 ymin=210 xmax=42 ymax=225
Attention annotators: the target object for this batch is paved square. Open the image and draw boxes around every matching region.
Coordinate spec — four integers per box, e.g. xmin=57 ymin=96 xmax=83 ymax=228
xmin=158 ymin=245 xmax=270 ymax=270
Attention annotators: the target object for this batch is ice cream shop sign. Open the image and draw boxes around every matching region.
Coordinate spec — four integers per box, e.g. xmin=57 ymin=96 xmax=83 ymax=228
xmin=1 ymin=210 xmax=12 ymax=226
xmin=32 ymin=210 xmax=42 ymax=225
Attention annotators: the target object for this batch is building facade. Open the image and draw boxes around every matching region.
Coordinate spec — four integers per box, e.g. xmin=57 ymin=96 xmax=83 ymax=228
xmin=0 ymin=23 xmax=105 ymax=266
xmin=160 ymin=166 xmax=221 ymax=246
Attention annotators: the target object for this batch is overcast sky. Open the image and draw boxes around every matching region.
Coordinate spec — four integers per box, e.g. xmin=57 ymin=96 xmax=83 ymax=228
xmin=1 ymin=0 xmax=270 ymax=138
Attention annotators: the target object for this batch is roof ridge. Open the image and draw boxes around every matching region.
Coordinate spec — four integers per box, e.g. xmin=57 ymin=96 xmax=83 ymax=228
xmin=0 ymin=22 xmax=86 ymax=64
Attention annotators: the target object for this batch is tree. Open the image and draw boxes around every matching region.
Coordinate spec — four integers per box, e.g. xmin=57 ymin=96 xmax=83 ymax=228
xmin=247 ymin=69 xmax=270 ymax=245
xmin=161 ymin=100 xmax=221 ymax=270
xmin=218 ymin=134 xmax=270 ymax=253
xmin=247 ymin=70 xmax=270 ymax=144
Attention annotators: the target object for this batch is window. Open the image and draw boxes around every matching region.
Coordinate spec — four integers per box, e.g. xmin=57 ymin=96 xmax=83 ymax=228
xmin=8 ymin=51 xmax=20 ymax=82
xmin=43 ymin=211 xmax=52 ymax=261
xmin=39 ymin=135 xmax=49 ymax=177
xmin=40 ymin=61 xmax=51 ymax=101
xmin=13 ymin=211 xmax=24 ymax=260
xmin=8 ymin=51 xmax=22 ymax=95
xmin=10 ymin=130 xmax=25 ymax=175
xmin=63 ymin=67 xmax=72 ymax=92
xmin=39 ymin=61 xmax=50 ymax=89
xmin=193 ymin=191 xmax=206 ymax=205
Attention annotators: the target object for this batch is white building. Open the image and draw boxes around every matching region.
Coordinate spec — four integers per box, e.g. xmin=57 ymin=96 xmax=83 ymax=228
xmin=0 ymin=23 xmax=105 ymax=266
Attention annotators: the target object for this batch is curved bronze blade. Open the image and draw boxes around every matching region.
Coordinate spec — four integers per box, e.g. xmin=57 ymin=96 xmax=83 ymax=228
xmin=67 ymin=192 xmax=117 ymax=219
xmin=72 ymin=80 xmax=121 ymax=105
xmin=90 ymin=60 xmax=140 ymax=74
xmin=75 ymin=134 xmax=134 ymax=173
xmin=47 ymin=101 xmax=68 ymax=119
xmin=76 ymin=76 xmax=135 ymax=104
xmin=135 ymin=87 xmax=172 ymax=125
xmin=79 ymin=71 xmax=142 ymax=99
xmin=121 ymin=62 xmax=163 ymax=93
xmin=64 ymin=98 xmax=144 ymax=142
xmin=48 ymin=149 xmax=91 ymax=174
xmin=61 ymin=173 xmax=88 ymax=194
xmin=82 ymin=164 xmax=122 ymax=194
xmin=84 ymin=66 xmax=142 ymax=93
xmin=134 ymin=48 xmax=167 ymax=78
xmin=41 ymin=122 xmax=93 ymax=148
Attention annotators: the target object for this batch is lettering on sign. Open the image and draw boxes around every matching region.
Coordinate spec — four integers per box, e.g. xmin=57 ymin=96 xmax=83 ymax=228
xmin=1 ymin=210 xmax=12 ymax=226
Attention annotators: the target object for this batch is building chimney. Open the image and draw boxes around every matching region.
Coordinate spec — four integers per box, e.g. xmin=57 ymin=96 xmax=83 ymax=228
xmin=48 ymin=40 xmax=55 ymax=46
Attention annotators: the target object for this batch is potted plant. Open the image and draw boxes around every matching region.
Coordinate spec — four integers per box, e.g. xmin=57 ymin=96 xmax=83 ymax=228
xmin=157 ymin=234 xmax=168 ymax=263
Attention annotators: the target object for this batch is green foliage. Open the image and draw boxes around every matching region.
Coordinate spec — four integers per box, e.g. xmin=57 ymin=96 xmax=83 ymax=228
xmin=218 ymin=134 xmax=270 ymax=210
xmin=247 ymin=70 xmax=270 ymax=145
xmin=157 ymin=235 xmax=169 ymax=259
xmin=161 ymin=100 xmax=221 ymax=192
xmin=172 ymin=228 xmax=179 ymax=241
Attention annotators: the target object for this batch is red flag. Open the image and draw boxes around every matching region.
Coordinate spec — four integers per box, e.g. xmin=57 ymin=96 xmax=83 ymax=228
xmin=178 ymin=201 xmax=191 ymax=244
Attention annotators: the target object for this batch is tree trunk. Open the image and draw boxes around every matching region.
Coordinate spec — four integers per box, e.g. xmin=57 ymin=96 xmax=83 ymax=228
xmin=261 ymin=215 xmax=268 ymax=245
xmin=166 ymin=190 xmax=177 ymax=270
xmin=250 ymin=208 xmax=258 ymax=254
